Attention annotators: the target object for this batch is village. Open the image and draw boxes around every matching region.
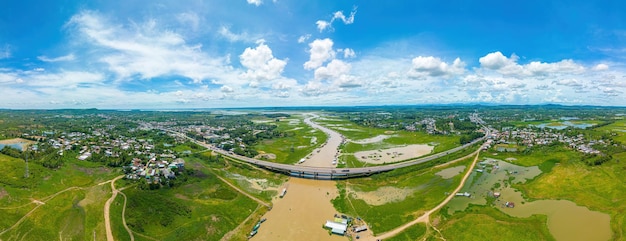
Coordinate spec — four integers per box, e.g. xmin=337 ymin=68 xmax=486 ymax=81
xmin=484 ymin=126 xmax=606 ymax=155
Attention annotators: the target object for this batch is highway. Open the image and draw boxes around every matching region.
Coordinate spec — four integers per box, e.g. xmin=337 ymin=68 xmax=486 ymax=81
xmin=165 ymin=116 xmax=490 ymax=180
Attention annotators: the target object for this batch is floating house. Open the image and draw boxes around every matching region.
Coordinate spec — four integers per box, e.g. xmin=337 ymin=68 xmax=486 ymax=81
xmin=324 ymin=221 xmax=347 ymax=235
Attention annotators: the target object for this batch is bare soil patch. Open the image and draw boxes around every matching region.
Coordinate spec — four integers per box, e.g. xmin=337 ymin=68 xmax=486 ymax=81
xmin=354 ymin=144 xmax=434 ymax=164
xmin=349 ymin=186 xmax=416 ymax=205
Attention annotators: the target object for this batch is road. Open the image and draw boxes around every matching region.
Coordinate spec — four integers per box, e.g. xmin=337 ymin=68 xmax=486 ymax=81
xmin=104 ymin=175 xmax=125 ymax=241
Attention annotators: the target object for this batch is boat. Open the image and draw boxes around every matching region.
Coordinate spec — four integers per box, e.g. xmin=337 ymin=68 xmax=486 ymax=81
xmin=253 ymin=222 xmax=261 ymax=231
xmin=249 ymin=230 xmax=258 ymax=237
xmin=280 ymin=188 xmax=287 ymax=198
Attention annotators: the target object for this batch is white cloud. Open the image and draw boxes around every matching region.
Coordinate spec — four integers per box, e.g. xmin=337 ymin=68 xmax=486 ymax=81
xmin=479 ymin=51 xmax=585 ymax=77
xmin=593 ymin=63 xmax=609 ymax=71
xmin=316 ymin=8 xmax=357 ymax=32
xmin=316 ymin=20 xmax=331 ymax=32
xmin=525 ymin=59 xmax=584 ymax=75
xmin=297 ymin=34 xmax=311 ymax=43
xmin=240 ymin=41 xmax=287 ymax=81
xmin=552 ymin=79 xmax=583 ymax=87
xmin=218 ymin=26 xmax=258 ymax=43
xmin=37 ymin=54 xmax=76 ymax=62
xmin=479 ymin=51 xmax=519 ymax=70
xmin=332 ymin=10 xmax=356 ymax=24
xmin=314 ymin=59 xmax=351 ymax=80
xmin=220 ymin=85 xmax=234 ymax=93
xmin=409 ymin=56 xmax=465 ymax=77
xmin=247 ymin=0 xmax=262 ymax=6
xmin=68 ymin=11 xmax=238 ymax=84
xmin=304 ymin=38 xmax=335 ymax=70
xmin=342 ymin=48 xmax=356 ymax=58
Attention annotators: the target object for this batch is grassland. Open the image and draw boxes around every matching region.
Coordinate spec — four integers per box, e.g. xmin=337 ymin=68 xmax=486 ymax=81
xmin=254 ymin=115 xmax=328 ymax=164
xmin=437 ymin=205 xmax=554 ymax=241
xmin=515 ymin=155 xmax=626 ymax=240
xmin=0 ymin=153 xmax=117 ymax=240
xmin=332 ymin=154 xmax=474 ymax=235
xmin=595 ymin=119 xmax=626 ymax=143
xmin=386 ymin=223 xmax=427 ymax=241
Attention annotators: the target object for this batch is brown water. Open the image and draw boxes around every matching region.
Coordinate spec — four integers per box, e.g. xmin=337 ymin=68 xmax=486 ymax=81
xmin=446 ymin=158 xmax=612 ymax=241
xmin=498 ymin=187 xmax=611 ymax=241
xmin=253 ymin=178 xmax=347 ymax=241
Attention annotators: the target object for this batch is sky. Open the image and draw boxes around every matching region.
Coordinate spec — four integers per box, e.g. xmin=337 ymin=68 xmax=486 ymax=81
xmin=0 ymin=0 xmax=625 ymax=109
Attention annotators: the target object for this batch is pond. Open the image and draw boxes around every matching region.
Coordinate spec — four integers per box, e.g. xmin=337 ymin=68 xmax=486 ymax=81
xmin=446 ymin=158 xmax=612 ymax=241
xmin=532 ymin=121 xmax=595 ymax=130
xmin=0 ymin=142 xmax=27 ymax=151
xmin=435 ymin=165 xmax=465 ymax=179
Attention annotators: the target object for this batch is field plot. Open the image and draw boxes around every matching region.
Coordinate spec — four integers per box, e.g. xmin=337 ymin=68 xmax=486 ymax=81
xmin=254 ymin=115 xmax=328 ymax=164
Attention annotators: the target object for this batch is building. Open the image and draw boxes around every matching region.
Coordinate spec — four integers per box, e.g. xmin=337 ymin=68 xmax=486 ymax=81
xmin=324 ymin=221 xmax=347 ymax=235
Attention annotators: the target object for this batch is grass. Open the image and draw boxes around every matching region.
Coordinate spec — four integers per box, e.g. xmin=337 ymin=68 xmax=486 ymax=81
xmin=515 ymin=156 xmax=626 ymax=240
xmin=386 ymin=223 xmax=427 ymax=241
xmin=437 ymin=205 xmax=555 ymax=241
xmin=481 ymin=145 xmax=582 ymax=167
xmin=254 ymin=115 xmax=328 ymax=164
xmin=332 ymin=155 xmax=474 ymax=234
xmin=594 ymin=119 xmax=626 ymax=143
xmin=111 ymin=193 xmax=133 ymax=241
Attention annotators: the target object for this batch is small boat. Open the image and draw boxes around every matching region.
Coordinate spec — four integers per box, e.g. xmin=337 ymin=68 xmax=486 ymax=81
xmin=249 ymin=230 xmax=258 ymax=237
xmin=253 ymin=222 xmax=261 ymax=231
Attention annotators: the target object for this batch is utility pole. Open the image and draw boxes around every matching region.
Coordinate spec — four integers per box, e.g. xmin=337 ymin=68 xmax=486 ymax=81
xmin=24 ymin=150 xmax=29 ymax=178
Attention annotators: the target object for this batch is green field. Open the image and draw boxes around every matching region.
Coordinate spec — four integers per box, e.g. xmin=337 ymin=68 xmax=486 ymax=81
xmin=254 ymin=115 xmax=328 ymax=164
xmin=0 ymin=153 xmax=116 ymax=240
xmin=437 ymin=205 xmax=554 ymax=241
xmin=332 ymin=155 xmax=474 ymax=235
xmin=594 ymin=119 xmax=626 ymax=143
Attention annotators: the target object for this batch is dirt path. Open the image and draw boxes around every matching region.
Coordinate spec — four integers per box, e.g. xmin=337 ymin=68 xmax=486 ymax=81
xmin=0 ymin=186 xmax=82 ymax=236
xmin=104 ymin=175 xmax=124 ymax=241
xmin=372 ymin=147 xmax=483 ymax=240
xmin=213 ymin=174 xmax=271 ymax=207
xmin=117 ymin=190 xmax=134 ymax=241
xmin=220 ymin=204 xmax=261 ymax=241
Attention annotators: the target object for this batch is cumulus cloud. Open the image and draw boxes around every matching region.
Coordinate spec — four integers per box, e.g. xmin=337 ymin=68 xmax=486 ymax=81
xmin=220 ymin=85 xmax=234 ymax=93
xmin=342 ymin=48 xmax=356 ymax=58
xmin=479 ymin=51 xmax=586 ymax=77
xmin=37 ymin=54 xmax=76 ymax=62
xmin=479 ymin=51 xmax=517 ymax=70
xmin=593 ymin=63 xmax=609 ymax=71
xmin=314 ymin=59 xmax=351 ymax=80
xmin=408 ymin=56 xmax=465 ymax=77
xmin=247 ymin=0 xmax=262 ymax=6
xmin=303 ymin=38 xmax=335 ymax=70
xmin=316 ymin=7 xmax=357 ymax=32
xmin=239 ymin=41 xmax=287 ymax=81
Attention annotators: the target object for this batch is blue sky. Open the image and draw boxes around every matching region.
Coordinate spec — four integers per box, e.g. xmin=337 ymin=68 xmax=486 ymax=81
xmin=0 ymin=0 xmax=625 ymax=109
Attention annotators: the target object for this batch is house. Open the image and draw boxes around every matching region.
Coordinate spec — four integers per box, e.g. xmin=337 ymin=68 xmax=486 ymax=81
xmin=324 ymin=221 xmax=347 ymax=235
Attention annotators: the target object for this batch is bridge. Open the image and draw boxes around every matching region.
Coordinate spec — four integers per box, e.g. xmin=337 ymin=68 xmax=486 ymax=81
xmin=168 ymin=128 xmax=490 ymax=180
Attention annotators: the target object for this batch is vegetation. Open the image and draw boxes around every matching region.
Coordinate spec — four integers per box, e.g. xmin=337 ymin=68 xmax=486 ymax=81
xmin=254 ymin=115 xmax=328 ymax=164
xmin=437 ymin=205 xmax=555 ymax=241
xmin=332 ymin=155 xmax=474 ymax=234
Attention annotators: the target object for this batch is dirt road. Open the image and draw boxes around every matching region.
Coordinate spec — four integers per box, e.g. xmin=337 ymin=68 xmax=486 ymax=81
xmin=104 ymin=175 xmax=124 ymax=241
